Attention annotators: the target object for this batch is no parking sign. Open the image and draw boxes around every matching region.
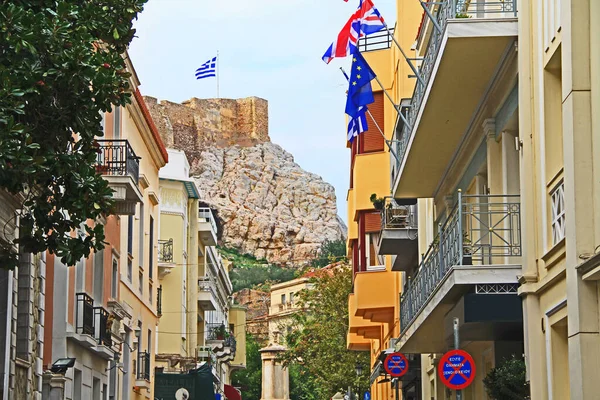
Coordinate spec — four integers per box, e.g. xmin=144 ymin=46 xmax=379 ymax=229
xmin=383 ymin=353 xmax=409 ymax=377
xmin=437 ymin=349 xmax=476 ymax=390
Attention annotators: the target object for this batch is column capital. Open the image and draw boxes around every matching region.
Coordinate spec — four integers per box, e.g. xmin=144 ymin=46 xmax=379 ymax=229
xmin=482 ymin=118 xmax=496 ymax=140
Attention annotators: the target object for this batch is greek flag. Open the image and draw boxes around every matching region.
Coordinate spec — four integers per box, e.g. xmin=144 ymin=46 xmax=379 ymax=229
xmin=348 ymin=106 xmax=368 ymax=143
xmin=195 ymin=56 xmax=217 ymax=80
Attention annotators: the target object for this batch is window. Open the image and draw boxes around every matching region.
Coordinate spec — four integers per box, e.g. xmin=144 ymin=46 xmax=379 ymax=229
xmin=281 ymin=294 xmax=286 ymax=305
xmin=149 ymin=283 xmax=153 ymax=304
xmin=147 ymin=329 xmax=152 ymax=353
xmin=114 ymin=106 xmax=121 ymax=139
xmin=289 ymin=292 xmax=294 ymax=304
xmin=127 ymin=215 xmax=133 ymax=255
xmin=149 ymin=216 xmax=154 ymax=278
xmin=551 ymin=182 xmax=565 ymax=245
xmin=138 ymin=204 xmax=144 ymax=266
xmin=111 ymin=259 xmax=118 ymax=298
xmin=93 ymin=249 xmax=104 ymax=302
xmin=139 ymin=271 xmax=144 ymax=294
xmin=127 ymin=259 xmax=132 ymax=283
xmin=73 ymin=369 xmax=82 ymax=400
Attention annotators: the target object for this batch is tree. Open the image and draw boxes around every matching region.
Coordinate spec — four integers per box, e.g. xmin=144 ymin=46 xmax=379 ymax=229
xmin=231 ymin=333 xmax=262 ymax=400
xmin=483 ymin=356 xmax=530 ymax=400
xmin=0 ymin=0 xmax=147 ymax=269
xmin=311 ymin=239 xmax=347 ymax=268
xmin=281 ymin=265 xmax=370 ymax=398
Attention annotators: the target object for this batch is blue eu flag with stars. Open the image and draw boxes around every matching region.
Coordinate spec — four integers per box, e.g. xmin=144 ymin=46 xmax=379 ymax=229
xmin=345 ymin=51 xmax=376 ymax=118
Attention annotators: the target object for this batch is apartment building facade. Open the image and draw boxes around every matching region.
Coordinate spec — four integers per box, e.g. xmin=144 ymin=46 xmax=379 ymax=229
xmin=349 ymin=0 xmax=600 ymax=399
xmin=43 ymin=55 xmax=168 ymax=400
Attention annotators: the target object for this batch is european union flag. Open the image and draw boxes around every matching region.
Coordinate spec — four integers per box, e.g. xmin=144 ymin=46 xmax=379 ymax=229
xmin=345 ymin=51 xmax=376 ymax=118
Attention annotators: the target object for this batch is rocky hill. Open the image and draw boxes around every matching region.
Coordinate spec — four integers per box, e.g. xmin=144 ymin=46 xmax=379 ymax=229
xmin=145 ymin=96 xmax=346 ymax=265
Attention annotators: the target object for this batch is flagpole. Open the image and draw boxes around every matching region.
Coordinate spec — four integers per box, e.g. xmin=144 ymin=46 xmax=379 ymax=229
xmin=371 ymin=73 xmax=412 ymax=132
xmin=340 ymin=67 xmax=400 ymax=165
xmin=216 ymin=50 xmax=220 ymax=98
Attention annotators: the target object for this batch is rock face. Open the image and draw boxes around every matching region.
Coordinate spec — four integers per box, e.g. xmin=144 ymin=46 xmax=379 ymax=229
xmin=145 ymin=96 xmax=347 ymax=265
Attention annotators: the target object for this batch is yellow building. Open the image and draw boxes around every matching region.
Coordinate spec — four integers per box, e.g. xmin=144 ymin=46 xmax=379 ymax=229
xmin=345 ymin=2 xmax=422 ymax=400
xmin=155 ymin=149 xmax=201 ymax=371
xmin=349 ymin=0 xmax=600 ymax=399
xmin=155 ymin=149 xmax=247 ymax=397
xmin=116 ymin=56 xmax=168 ymax=400
xmin=267 ymin=276 xmax=313 ymax=345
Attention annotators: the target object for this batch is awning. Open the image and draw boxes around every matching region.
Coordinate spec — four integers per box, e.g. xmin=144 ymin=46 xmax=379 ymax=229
xmin=224 ymin=384 xmax=242 ymax=400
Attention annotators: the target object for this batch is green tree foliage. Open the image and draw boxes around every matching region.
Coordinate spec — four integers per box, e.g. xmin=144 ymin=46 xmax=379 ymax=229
xmin=220 ymin=247 xmax=297 ymax=292
xmin=0 ymin=0 xmax=147 ymax=269
xmin=281 ymin=265 xmax=369 ymax=398
xmin=483 ymin=356 xmax=530 ymax=400
xmin=311 ymin=239 xmax=347 ymax=268
xmin=231 ymin=333 xmax=262 ymax=400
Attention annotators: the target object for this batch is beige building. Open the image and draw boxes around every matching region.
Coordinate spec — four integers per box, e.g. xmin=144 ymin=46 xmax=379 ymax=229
xmin=348 ymin=0 xmax=599 ymax=398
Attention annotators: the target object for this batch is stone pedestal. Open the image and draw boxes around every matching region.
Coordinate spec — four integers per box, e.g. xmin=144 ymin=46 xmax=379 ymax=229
xmin=260 ymin=345 xmax=290 ymax=400
xmin=41 ymin=372 xmax=66 ymax=400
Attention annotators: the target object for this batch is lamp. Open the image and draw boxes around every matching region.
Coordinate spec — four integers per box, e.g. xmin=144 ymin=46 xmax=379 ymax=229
xmin=355 ymin=362 xmax=363 ymax=377
xmin=50 ymin=358 xmax=76 ymax=374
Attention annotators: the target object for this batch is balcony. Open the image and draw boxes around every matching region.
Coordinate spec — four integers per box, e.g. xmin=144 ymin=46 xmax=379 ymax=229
xmin=71 ymin=293 xmax=114 ymax=359
xmin=158 ymin=239 xmax=175 ymax=278
xmin=354 ymin=267 xmax=397 ymax=323
xmin=198 ymin=276 xmax=218 ymax=311
xmin=135 ymin=351 xmax=151 ymax=389
xmin=348 ymin=293 xmax=382 ymax=341
xmin=96 ymin=139 xmax=143 ymax=215
xmin=378 ymin=198 xmax=419 ymax=271
xmin=198 ymin=207 xmax=217 ymax=246
xmin=397 ymin=193 xmax=522 ymax=353
xmin=358 ymin=27 xmax=394 ymax=53
xmin=392 ymin=0 xmax=518 ymax=198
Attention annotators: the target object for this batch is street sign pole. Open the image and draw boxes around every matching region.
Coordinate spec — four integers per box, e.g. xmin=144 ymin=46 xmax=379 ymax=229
xmin=453 ymin=318 xmax=462 ymax=400
xmin=395 ymin=378 xmax=400 ymax=400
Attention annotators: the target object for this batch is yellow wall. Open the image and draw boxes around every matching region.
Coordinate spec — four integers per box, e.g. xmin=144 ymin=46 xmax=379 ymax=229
xmin=352 ymin=151 xmax=390 ymax=216
xmin=229 ymin=306 xmax=247 ymax=370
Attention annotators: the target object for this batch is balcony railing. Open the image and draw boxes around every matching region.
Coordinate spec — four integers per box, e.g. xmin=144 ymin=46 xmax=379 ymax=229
xmin=358 ymin=27 xmax=395 ymax=53
xmin=394 ymin=0 xmax=517 ymax=182
xmin=95 ymin=139 xmax=140 ymax=183
xmin=199 ymin=207 xmax=218 ymax=233
xmin=75 ymin=293 xmax=94 ymax=336
xmin=137 ymin=351 xmax=151 ymax=381
xmin=93 ymin=306 xmax=112 ymax=347
xmin=224 ymin=334 xmax=237 ymax=354
xmin=206 ymin=323 xmax=229 ymax=341
xmin=158 ymin=239 xmax=174 ymax=263
xmin=381 ymin=197 xmax=418 ymax=231
xmin=400 ymin=193 xmax=521 ymax=333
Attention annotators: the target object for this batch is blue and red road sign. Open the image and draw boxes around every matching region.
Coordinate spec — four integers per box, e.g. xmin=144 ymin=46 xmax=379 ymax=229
xmin=438 ymin=349 xmax=476 ymax=390
xmin=383 ymin=353 xmax=409 ymax=377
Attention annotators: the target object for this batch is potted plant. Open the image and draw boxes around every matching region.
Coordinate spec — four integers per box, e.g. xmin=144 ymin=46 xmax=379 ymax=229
xmin=370 ymin=193 xmax=385 ymax=211
xmin=455 ymin=12 xmax=471 ymax=18
xmin=215 ymin=324 xmax=226 ymax=340
xmin=462 ymin=232 xmax=473 ymax=265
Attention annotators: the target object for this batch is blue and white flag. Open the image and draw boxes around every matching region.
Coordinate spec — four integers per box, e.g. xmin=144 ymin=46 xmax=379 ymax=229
xmin=348 ymin=106 xmax=368 ymax=143
xmin=345 ymin=51 xmax=376 ymax=118
xmin=195 ymin=56 xmax=217 ymax=80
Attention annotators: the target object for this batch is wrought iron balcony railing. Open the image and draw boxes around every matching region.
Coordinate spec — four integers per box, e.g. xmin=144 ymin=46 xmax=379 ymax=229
xmin=224 ymin=334 xmax=237 ymax=354
xmin=358 ymin=27 xmax=395 ymax=53
xmin=95 ymin=139 xmax=140 ymax=183
xmin=158 ymin=239 xmax=174 ymax=263
xmin=393 ymin=0 xmax=517 ymax=184
xmin=381 ymin=197 xmax=418 ymax=231
xmin=137 ymin=351 xmax=151 ymax=381
xmin=400 ymin=192 xmax=521 ymax=333
xmin=93 ymin=306 xmax=112 ymax=347
xmin=75 ymin=293 xmax=94 ymax=336
xmin=206 ymin=322 xmax=229 ymax=341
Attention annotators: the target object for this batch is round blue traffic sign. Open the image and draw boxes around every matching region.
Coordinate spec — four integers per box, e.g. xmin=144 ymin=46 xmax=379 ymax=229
xmin=363 ymin=391 xmax=371 ymax=400
xmin=383 ymin=353 xmax=409 ymax=377
xmin=438 ymin=349 xmax=476 ymax=390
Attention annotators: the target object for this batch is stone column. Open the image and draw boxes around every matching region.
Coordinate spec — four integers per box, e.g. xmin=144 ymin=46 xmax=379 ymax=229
xmin=260 ymin=345 xmax=289 ymax=400
xmin=41 ymin=372 xmax=66 ymax=400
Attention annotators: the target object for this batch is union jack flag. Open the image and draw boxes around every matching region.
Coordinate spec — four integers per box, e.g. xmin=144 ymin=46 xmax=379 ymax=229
xmin=322 ymin=0 xmax=386 ymax=64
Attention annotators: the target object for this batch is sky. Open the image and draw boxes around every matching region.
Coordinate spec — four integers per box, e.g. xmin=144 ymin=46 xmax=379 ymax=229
xmin=128 ymin=0 xmax=397 ymax=224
